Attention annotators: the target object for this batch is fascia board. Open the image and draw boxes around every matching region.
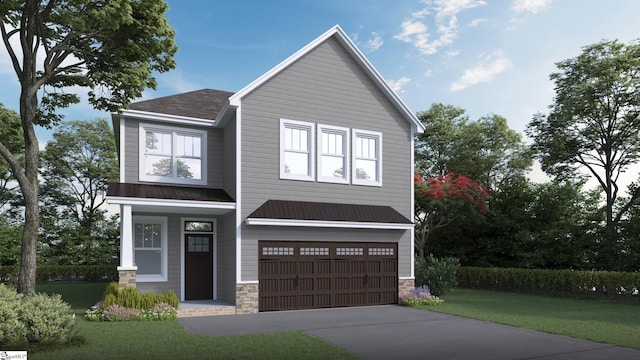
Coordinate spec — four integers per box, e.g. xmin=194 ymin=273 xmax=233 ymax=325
xmin=119 ymin=109 xmax=218 ymax=128
xmin=106 ymin=196 xmax=236 ymax=210
xmin=244 ymin=218 xmax=414 ymax=230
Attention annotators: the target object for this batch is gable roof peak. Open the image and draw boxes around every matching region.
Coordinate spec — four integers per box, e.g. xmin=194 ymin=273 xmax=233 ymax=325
xmin=227 ymin=25 xmax=423 ymax=133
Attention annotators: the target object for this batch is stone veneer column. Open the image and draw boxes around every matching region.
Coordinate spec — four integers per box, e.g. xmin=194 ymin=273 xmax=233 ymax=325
xmin=118 ymin=270 xmax=137 ymax=289
xmin=398 ymin=278 xmax=415 ymax=300
xmin=235 ymin=283 xmax=259 ymax=314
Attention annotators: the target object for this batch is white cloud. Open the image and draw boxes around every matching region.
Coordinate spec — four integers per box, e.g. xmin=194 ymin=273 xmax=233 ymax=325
xmin=394 ymin=0 xmax=486 ymax=55
xmin=468 ymin=18 xmax=487 ymax=27
xmin=450 ymin=51 xmax=512 ymax=91
xmin=365 ymin=32 xmax=384 ymax=52
xmin=446 ymin=50 xmax=460 ymax=57
xmin=387 ymin=76 xmax=412 ymax=92
xmin=512 ymin=0 xmax=552 ymax=14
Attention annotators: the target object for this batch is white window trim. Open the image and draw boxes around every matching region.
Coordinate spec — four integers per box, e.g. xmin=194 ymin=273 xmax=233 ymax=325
xmin=352 ymin=129 xmax=382 ymax=187
xmin=279 ymin=119 xmax=315 ymax=181
xmin=317 ymin=124 xmax=350 ymax=184
xmin=133 ymin=215 xmax=168 ymax=282
xmin=139 ymin=123 xmax=208 ymax=186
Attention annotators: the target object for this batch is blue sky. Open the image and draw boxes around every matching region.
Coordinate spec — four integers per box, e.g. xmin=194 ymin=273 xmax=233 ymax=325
xmin=1 ymin=0 xmax=640 ymax=147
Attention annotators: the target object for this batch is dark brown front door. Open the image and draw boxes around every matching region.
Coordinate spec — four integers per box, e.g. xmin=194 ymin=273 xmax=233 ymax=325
xmin=258 ymin=241 xmax=398 ymax=311
xmin=185 ymin=234 xmax=213 ymax=300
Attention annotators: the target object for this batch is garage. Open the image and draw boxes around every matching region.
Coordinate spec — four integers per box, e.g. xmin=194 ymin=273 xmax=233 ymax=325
xmin=258 ymin=241 xmax=398 ymax=311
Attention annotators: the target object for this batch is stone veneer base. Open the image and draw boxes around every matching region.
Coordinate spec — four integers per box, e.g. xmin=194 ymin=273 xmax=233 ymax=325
xmin=118 ymin=270 xmax=137 ymax=289
xmin=236 ymin=283 xmax=259 ymax=314
xmin=398 ymin=278 xmax=415 ymax=300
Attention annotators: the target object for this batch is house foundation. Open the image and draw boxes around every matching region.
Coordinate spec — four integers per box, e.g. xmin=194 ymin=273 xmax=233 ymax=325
xmin=236 ymin=283 xmax=259 ymax=314
xmin=398 ymin=278 xmax=415 ymax=298
xmin=118 ymin=269 xmax=137 ymax=289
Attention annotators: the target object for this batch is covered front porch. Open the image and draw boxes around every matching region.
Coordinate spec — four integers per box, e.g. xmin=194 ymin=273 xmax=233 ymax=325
xmin=106 ymin=183 xmax=237 ymax=304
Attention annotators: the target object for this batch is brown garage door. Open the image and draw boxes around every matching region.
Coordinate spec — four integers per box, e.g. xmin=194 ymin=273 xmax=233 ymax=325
xmin=259 ymin=241 xmax=398 ymax=311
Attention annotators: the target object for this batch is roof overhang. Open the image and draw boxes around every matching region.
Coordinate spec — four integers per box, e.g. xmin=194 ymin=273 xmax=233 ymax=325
xmin=245 ymin=199 xmax=413 ymax=230
xmin=107 ymin=196 xmax=236 ymax=215
xmin=244 ymin=218 xmax=413 ymax=230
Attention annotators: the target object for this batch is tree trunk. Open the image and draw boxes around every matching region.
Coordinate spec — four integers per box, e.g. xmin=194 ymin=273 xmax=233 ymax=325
xmin=16 ymin=13 xmax=40 ymax=294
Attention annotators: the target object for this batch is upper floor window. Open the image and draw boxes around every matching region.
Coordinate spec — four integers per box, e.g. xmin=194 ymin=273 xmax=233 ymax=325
xmin=139 ymin=123 xmax=207 ymax=185
xmin=280 ymin=119 xmax=314 ymax=181
xmin=318 ymin=125 xmax=349 ymax=184
xmin=352 ymin=129 xmax=382 ymax=186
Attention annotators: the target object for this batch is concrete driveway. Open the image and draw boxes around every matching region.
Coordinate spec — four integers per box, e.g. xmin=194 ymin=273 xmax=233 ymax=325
xmin=180 ymin=305 xmax=640 ymax=359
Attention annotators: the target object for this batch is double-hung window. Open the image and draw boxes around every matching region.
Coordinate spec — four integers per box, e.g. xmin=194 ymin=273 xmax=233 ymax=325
xmin=139 ymin=123 xmax=207 ymax=185
xmin=133 ymin=216 xmax=167 ymax=282
xmin=280 ymin=119 xmax=314 ymax=181
xmin=352 ymin=129 xmax=382 ymax=186
xmin=318 ymin=125 xmax=349 ymax=184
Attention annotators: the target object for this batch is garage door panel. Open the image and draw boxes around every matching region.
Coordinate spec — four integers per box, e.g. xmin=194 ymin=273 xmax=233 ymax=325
xmin=259 ymin=241 xmax=398 ymax=311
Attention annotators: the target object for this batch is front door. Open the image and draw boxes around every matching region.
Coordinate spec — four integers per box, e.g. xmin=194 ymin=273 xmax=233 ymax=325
xmin=185 ymin=234 xmax=213 ymax=300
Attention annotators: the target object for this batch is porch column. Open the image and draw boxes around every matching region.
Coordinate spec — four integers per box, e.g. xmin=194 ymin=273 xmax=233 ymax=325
xmin=117 ymin=204 xmax=137 ymax=288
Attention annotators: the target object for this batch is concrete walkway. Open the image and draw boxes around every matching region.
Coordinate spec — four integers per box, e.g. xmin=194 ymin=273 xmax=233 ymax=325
xmin=180 ymin=305 xmax=640 ymax=359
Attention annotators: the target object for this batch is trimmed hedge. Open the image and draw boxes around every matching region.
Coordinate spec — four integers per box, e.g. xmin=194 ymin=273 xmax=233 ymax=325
xmin=0 ymin=265 xmax=117 ymax=284
xmin=458 ymin=266 xmax=640 ymax=302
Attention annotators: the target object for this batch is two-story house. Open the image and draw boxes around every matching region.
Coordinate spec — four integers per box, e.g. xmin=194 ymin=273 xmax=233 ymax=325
xmin=106 ymin=25 xmax=425 ymax=314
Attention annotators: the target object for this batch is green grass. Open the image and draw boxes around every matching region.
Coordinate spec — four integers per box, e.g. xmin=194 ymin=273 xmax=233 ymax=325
xmin=29 ymin=283 xmax=357 ymax=360
xmin=426 ymin=288 xmax=640 ymax=350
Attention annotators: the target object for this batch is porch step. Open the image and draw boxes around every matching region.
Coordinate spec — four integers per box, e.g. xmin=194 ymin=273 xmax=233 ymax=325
xmin=177 ymin=301 xmax=237 ymax=317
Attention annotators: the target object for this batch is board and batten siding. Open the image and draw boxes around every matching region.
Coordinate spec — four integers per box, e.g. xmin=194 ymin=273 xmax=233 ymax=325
xmin=239 ymin=36 xmax=414 ymax=281
xmin=122 ymin=117 xmax=226 ymax=189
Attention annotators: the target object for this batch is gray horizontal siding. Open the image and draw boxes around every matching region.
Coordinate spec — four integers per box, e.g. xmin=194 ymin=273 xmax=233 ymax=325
xmin=223 ymin=117 xmax=237 ymax=198
xmin=239 ymin=36 xmax=415 ymax=282
xmin=217 ymin=211 xmax=237 ymax=304
xmin=240 ymin=37 xmax=413 ymax=218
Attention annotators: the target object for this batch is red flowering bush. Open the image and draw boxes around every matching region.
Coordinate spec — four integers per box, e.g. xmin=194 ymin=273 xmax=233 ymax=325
xmin=414 ymin=172 xmax=489 ymax=257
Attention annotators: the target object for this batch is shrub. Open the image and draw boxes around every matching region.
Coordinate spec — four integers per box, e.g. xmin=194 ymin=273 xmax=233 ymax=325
xmin=87 ymin=283 xmax=179 ymax=321
xmin=415 ymin=254 xmax=460 ymax=296
xmin=0 ymin=284 xmax=23 ymax=346
xmin=118 ymin=286 xmax=143 ymax=309
xmin=166 ymin=290 xmax=179 ymax=308
xmin=139 ymin=303 xmax=177 ymax=321
xmin=85 ymin=303 xmax=104 ymax=321
xmin=102 ymin=304 xmax=141 ymax=321
xmin=103 ymin=281 xmax=120 ymax=299
xmin=18 ymin=293 xmax=76 ymax=345
xmin=399 ymin=285 xmax=444 ymax=307
xmin=457 ymin=267 xmax=640 ymax=302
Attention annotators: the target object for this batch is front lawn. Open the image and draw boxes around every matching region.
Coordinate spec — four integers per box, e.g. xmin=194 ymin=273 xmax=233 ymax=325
xmin=30 ymin=283 xmax=356 ymax=360
xmin=427 ymin=288 xmax=640 ymax=350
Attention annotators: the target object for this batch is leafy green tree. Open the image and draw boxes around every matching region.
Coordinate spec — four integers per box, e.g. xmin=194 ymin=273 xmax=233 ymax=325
xmin=40 ymin=119 xmax=119 ymax=265
xmin=0 ymin=0 xmax=177 ymax=295
xmin=0 ymin=104 xmax=23 ymax=219
xmin=41 ymin=119 xmax=118 ymax=231
xmin=415 ymin=104 xmax=532 ymax=190
xmin=415 ymin=103 xmax=468 ymax=177
xmin=0 ymin=218 xmax=22 ymax=266
xmin=527 ymin=39 xmax=640 ymax=270
xmin=454 ymin=115 xmax=533 ymax=190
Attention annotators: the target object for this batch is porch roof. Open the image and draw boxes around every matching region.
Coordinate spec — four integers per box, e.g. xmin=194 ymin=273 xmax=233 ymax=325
xmin=245 ymin=200 xmax=413 ymax=230
xmin=107 ymin=183 xmax=235 ymax=202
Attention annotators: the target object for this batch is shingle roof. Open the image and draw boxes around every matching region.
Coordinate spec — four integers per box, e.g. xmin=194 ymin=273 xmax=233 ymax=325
xmin=247 ymin=200 xmax=411 ymax=224
xmin=107 ymin=183 xmax=234 ymax=202
xmin=127 ymin=89 xmax=234 ymax=120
